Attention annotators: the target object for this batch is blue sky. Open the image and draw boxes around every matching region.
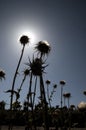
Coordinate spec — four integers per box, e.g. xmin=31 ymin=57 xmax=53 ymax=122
xmin=0 ymin=0 xmax=86 ymax=108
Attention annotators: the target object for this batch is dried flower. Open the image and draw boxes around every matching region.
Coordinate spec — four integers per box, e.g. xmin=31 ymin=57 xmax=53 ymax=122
xmin=46 ymin=80 xmax=51 ymax=85
xmin=20 ymin=35 xmax=29 ymax=46
xmin=60 ymin=80 xmax=66 ymax=85
xmin=0 ymin=69 xmax=5 ymax=80
xmin=26 ymin=57 xmax=47 ymax=76
xmin=35 ymin=41 xmax=51 ymax=57
xmin=83 ymin=91 xmax=86 ymax=96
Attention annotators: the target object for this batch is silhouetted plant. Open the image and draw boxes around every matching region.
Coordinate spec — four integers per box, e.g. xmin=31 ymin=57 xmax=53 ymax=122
xmin=63 ymin=93 xmax=66 ymax=107
xmin=12 ymin=101 xmax=21 ymax=110
xmin=46 ymin=80 xmax=51 ymax=107
xmin=64 ymin=92 xmax=71 ymax=108
xmin=10 ymin=35 xmax=29 ymax=110
xmin=49 ymin=84 xmax=57 ymax=107
xmin=23 ymin=100 xmax=30 ymax=111
xmin=16 ymin=69 xmax=30 ymax=101
xmin=34 ymin=41 xmax=51 ymax=130
xmin=83 ymin=90 xmax=86 ymax=96
xmin=25 ymin=57 xmax=48 ymax=129
xmin=0 ymin=69 xmax=5 ymax=80
xmin=26 ymin=57 xmax=47 ymax=104
xmin=35 ymin=40 xmax=51 ymax=59
xmin=0 ymin=101 xmax=6 ymax=110
xmin=8 ymin=35 xmax=29 ymax=130
xmin=60 ymin=80 xmax=66 ymax=108
xmin=70 ymin=104 xmax=76 ymax=110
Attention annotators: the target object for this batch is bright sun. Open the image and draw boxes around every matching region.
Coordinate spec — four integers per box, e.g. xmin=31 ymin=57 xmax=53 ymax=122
xmin=9 ymin=23 xmax=39 ymax=53
xmin=16 ymin=28 xmax=37 ymax=47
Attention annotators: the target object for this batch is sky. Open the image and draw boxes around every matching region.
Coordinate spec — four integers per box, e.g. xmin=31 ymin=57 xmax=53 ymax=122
xmin=0 ymin=0 xmax=86 ymax=109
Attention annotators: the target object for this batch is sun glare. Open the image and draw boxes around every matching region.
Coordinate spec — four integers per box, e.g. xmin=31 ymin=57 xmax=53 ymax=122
xmin=10 ymin=24 xmax=40 ymax=52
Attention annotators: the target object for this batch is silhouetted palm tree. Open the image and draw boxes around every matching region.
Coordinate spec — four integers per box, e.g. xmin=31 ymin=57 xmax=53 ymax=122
xmin=60 ymin=80 xmax=66 ymax=108
xmin=10 ymin=35 xmax=29 ymax=110
xmin=0 ymin=69 xmax=5 ymax=80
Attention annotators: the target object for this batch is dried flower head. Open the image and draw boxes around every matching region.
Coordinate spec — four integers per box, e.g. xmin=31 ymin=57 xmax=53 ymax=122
xmin=53 ymin=84 xmax=57 ymax=89
xmin=46 ymin=80 xmax=51 ymax=85
xmin=0 ymin=69 xmax=5 ymax=80
xmin=65 ymin=93 xmax=71 ymax=98
xmin=35 ymin=40 xmax=51 ymax=57
xmin=60 ymin=80 xmax=66 ymax=85
xmin=23 ymin=69 xmax=30 ymax=76
xmin=83 ymin=91 xmax=86 ymax=96
xmin=26 ymin=57 xmax=47 ymax=76
xmin=20 ymin=35 xmax=29 ymax=46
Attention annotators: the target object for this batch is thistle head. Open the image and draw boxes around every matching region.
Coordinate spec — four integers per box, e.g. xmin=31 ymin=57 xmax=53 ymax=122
xmin=46 ymin=80 xmax=51 ymax=85
xmin=20 ymin=35 xmax=29 ymax=46
xmin=35 ymin=40 xmax=51 ymax=57
xmin=83 ymin=91 xmax=86 ymax=96
xmin=53 ymin=84 xmax=57 ymax=89
xmin=0 ymin=69 xmax=5 ymax=80
xmin=23 ymin=69 xmax=30 ymax=76
xmin=26 ymin=57 xmax=47 ymax=76
xmin=60 ymin=80 xmax=66 ymax=85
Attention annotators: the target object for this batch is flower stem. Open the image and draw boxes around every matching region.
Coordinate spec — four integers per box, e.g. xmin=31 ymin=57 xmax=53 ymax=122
xmin=10 ymin=45 xmax=25 ymax=110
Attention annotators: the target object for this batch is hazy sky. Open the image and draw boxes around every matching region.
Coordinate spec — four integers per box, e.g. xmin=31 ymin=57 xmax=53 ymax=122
xmin=0 ymin=0 xmax=86 ymax=108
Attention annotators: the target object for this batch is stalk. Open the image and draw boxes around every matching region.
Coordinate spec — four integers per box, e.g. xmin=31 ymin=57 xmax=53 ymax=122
xmin=32 ymin=76 xmax=37 ymax=107
xmin=9 ymin=45 xmax=25 ymax=130
xmin=10 ymin=45 xmax=25 ymax=110
xmin=40 ymin=74 xmax=49 ymax=130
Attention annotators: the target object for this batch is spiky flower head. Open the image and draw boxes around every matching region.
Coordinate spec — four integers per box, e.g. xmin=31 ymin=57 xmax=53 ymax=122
xmin=26 ymin=57 xmax=47 ymax=76
xmin=35 ymin=41 xmax=51 ymax=57
xmin=0 ymin=69 xmax=5 ymax=80
xmin=23 ymin=69 xmax=30 ymax=76
xmin=20 ymin=35 xmax=29 ymax=46
xmin=65 ymin=93 xmax=71 ymax=98
xmin=63 ymin=93 xmax=67 ymax=97
xmin=83 ymin=91 xmax=86 ymax=96
xmin=53 ymin=84 xmax=57 ymax=89
xmin=60 ymin=80 xmax=66 ymax=85
xmin=46 ymin=80 xmax=51 ymax=85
